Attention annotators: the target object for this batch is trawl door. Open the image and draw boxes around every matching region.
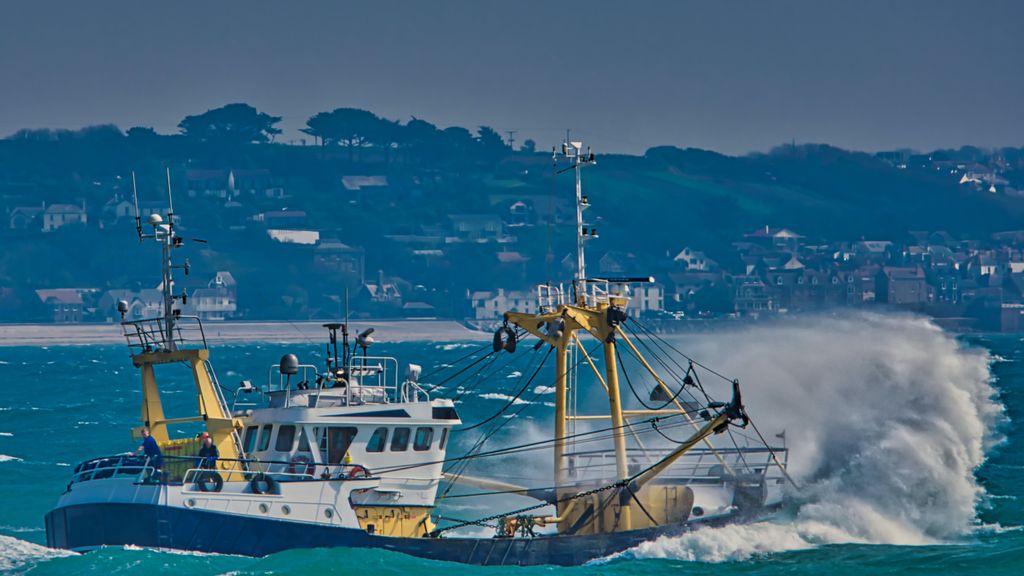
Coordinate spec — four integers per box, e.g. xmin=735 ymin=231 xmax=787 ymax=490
xmin=326 ymin=427 xmax=358 ymax=465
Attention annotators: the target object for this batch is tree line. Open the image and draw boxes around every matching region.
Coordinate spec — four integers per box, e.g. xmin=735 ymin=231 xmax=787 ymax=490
xmin=6 ymin=102 xmax=537 ymax=163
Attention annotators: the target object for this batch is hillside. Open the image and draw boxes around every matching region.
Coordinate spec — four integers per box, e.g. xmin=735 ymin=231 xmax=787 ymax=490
xmin=2 ymin=104 xmax=1023 ymax=322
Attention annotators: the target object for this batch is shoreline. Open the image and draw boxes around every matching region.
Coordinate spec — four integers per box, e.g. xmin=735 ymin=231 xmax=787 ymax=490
xmin=0 ymin=320 xmax=491 ymax=347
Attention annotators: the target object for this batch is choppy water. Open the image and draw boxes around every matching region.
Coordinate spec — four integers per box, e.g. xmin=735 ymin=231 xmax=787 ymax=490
xmin=1 ymin=312 xmax=1021 ymax=575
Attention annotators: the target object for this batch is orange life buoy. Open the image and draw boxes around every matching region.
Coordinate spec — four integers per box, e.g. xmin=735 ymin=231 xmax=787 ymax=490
xmin=346 ymin=464 xmax=371 ymax=478
xmin=287 ymin=455 xmax=315 ymax=477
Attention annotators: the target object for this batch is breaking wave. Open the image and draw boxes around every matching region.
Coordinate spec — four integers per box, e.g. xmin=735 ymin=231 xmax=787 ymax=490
xmin=0 ymin=535 xmax=73 ymax=572
xmin=621 ymin=312 xmax=1003 ymax=562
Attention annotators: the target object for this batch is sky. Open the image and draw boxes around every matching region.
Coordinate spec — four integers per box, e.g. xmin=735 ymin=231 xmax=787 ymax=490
xmin=1 ymin=0 xmax=1022 ymax=155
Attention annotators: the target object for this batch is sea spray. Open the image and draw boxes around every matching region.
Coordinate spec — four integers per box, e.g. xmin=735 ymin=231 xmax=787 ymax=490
xmin=623 ymin=311 xmax=1004 ymax=561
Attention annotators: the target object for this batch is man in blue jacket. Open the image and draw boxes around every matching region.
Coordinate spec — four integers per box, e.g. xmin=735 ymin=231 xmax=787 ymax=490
xmin=135 ymin=427 xmax=163 ymax=472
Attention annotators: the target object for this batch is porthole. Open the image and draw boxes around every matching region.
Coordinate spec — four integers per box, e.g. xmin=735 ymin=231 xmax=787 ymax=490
xmin=691 ymin=506 xmax=704 ymax=517
xmin=281 ymin=505 xmax=291 ymax=515
xmin=258 ymin=503 xmax=269 ymax=513
xmin=324 ymin=508 xmax=334 ymax=519
xmin=186 ymin=499 xmax=196 ymax=508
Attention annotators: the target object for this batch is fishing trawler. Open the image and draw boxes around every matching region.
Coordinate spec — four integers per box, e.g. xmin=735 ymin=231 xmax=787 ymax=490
xmin=45 ymin=144 xmax=792 ymax=566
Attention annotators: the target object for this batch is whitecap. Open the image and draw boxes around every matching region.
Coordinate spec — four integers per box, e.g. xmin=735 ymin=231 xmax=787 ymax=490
xmin=0 ymin=534 xmax=73 ymax=571
xmin=479 ymin=392 xmax=532 ymax=405
xmin=438 ymin=343 xmax=475 ymax=351
xmin=0 ymin=455 xmax=23 ymax=463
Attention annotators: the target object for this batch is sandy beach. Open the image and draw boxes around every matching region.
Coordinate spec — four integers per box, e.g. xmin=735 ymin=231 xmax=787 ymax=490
xmin=0 ymin=320 xmax=491 ymax=347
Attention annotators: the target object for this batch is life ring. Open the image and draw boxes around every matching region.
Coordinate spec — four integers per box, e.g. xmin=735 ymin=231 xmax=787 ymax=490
xmin=346 ymin=464 xmax=371 ymax=479
xmin=249 ymin=472 xmax=279 ymax=495
xmin=492 ymin=326 xmax=517 ymax=353
xmin=196 ymin=471 xmax=224 ymax=492
xmin=287 ymin=455 xmax=315 ymax=477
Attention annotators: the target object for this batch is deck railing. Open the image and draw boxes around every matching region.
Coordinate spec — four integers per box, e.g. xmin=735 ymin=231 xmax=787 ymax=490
xmin=70 ymin=454 xmax=376 ymax=487
xmin=121 ymin=315 xmax=207 ymax=355
xmin=562 ymin=446 xmax=789 ymax=484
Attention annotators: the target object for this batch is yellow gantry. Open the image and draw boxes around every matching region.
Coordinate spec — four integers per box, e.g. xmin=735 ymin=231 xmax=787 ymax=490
xmin=133 ymin=348 xmax=242 ymax=467
xmin=505 ymin=294 xmax=723 ymax=535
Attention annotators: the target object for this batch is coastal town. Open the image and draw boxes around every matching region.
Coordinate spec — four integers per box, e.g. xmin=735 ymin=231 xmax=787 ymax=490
xmin=7 ymin=163 xmax=1024 ymax=332
xmin=2 ymin=105 xmax=1024 ymax=332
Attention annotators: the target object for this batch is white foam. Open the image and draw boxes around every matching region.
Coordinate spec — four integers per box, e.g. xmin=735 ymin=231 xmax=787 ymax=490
xmin=439 ymin=343 xmax=475 ymax=351
xmin=0 ymin=534 xmax=74 ymax=572
xmin=620 ymin=312 xmax=1003 ymax=562
xmin=0 ymin=455 xmax=23 ymax=463
xmin=479 ymin=392 xmax=532 ymax=405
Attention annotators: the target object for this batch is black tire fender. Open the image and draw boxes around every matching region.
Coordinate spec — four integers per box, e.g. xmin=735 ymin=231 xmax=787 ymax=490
xmin=196 ymin=471 xmax=224 ymax=493
xmin=249 ymin=472 xmax=279 ymax=495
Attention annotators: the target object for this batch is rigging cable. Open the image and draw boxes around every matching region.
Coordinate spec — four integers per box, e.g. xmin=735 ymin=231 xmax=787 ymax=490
xmin=628 ymin=318 xmax=799 ymax=489
xmin=614 ymin=342 xmax=691 ymax=411
xmin=457 ymin=346 xmax=552 ymax=432
xmin=440 ymin=341 xmax=600 ymax=498
xmin=375 ymin=409 xmax=697 ymax=476
xmin=420 ymin=340 xmax=498 ymax=384
xmin=432 ymin=405 xmax=742 ymax=536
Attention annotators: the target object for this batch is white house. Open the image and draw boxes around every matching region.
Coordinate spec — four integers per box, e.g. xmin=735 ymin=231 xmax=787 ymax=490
xmin=470 ymin=288 xmax=537 ymax=320
xmin=42 ymin=203 xmax=87 ymax=232
xmin=626 ymin=283 xmax=665 ymax=316
xmin=673 ymin=247 xmax=718 ymax=271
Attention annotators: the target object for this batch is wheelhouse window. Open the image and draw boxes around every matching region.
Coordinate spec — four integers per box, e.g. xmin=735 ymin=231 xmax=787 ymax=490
xmin=414 ymin=427 xmax=434 ymax=451
xmin=276 ymin=425 xmax=296 ymax=452
xmin=243 ymin=426 xmax=259 ymax=453
xmin=391 ymin=427 xmax=410 ymax=452
xmin=297 ymin=427 xmax=311 ymax=453
xmin=257 ymin=425 xmax=273 ymax=451
xmin=325 ymin=427 xmax=358 ymax=465
xmin=439 ymin=428 xmax=449 ymax=451
xmin=367 ymin=427 xmax=388 ymax=453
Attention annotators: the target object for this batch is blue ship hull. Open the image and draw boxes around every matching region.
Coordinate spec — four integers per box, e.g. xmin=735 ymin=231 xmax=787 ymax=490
xmin=46 ymin=502 xmax=708 ymax=566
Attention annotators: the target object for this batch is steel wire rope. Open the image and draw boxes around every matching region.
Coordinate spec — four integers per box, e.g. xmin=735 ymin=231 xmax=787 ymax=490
xmin=449 ymin=352 xmax=504 ymax=402
xmin=628 ymin=324 xmax=757 ymax=472
xmin=744 ymin=413 xmax=802 ymax=490
xmin=424 ymin=327 xmax=526 ymax=396
xmin=628 ymin=318 xmax=737 ymax=386
xmin=440 ymin=341 xmax=598 ymax=497
xmin=432 ymin=408 xmax=746 ymax=536
xmin=421 ymin=340 xmax=499 ymax=385
xmin=622 ymin=320 xmax=714 ymax=407
xmin=614 ymin=343 xmax=690 ymax=411
xmin=444 ymin=328 xmax=530 ymax=400
xmin=457 ymin=346 xmax=553 ymax=432
xmin=374 ymin=410 xmax=697 ymax=476
xmin=629 ymin=319 xmax=798 ymax=488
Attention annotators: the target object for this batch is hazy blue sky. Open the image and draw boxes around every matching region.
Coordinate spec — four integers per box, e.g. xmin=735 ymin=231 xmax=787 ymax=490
xmin=1 ymin=1 xmax=1021 ymax=155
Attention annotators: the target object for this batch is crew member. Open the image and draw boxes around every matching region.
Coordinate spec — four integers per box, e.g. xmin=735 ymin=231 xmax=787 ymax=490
xmin=196 ymin=432 xmax=219 ymax=469
xmin=135 ymin=426 xmax=163 ymax=470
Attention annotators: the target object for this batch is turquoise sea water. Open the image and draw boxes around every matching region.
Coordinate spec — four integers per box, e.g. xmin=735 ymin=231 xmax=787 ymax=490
xmin=1 ymin=314 xmax=1021 ymax=575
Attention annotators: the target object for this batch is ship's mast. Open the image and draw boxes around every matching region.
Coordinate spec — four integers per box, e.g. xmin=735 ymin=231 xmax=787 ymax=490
xmin=554 ymin=134 xmax=596 ymax=303
xmin=131 ymin=168 xmax=187 ymax=350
